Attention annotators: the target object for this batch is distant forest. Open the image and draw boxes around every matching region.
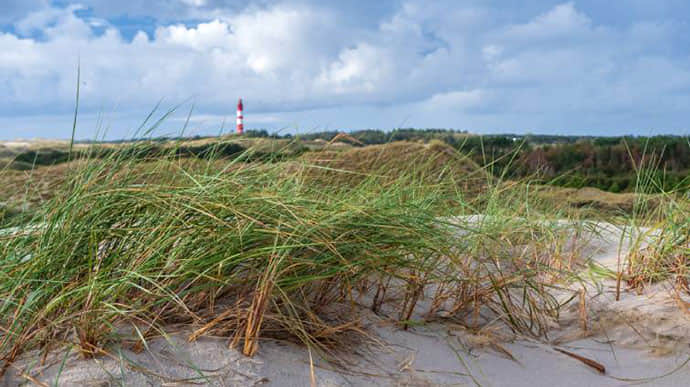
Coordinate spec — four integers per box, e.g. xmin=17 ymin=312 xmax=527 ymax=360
xmin=247 ymin=129 xmax=690 ymax=193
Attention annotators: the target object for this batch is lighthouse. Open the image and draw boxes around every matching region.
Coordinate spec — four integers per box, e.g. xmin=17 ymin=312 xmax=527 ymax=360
xmin=236 ymin=98 xmax=244 ymax=134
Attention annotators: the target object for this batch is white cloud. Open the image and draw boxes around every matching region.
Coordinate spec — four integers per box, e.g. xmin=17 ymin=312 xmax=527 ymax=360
xmin=180 ymin=0 xmax=207 ymax=6
xmin=506 ymin=2 xmax=592 ymax=41
xmin=0 ymin=1 xmax=689 ymax=138
xmin=228 ymin=5 xmax=341 ymax=75
xmin=155 ymin=20 xmax=230 ymax=50
xmin=423 ymin=90 xmax=485 ymax=111
xmin=0 ymin=0 xmax=49 ymax=24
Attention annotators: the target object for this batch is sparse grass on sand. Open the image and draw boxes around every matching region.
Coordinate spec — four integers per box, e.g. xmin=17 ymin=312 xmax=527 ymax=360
xmin=624 ymin=189 xmax=689 ymax=289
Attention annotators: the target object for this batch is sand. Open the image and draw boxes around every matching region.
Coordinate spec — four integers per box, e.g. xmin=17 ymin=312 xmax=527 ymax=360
xmin=6 ymin=323 xmax=690 ymax=386
xmin=5 ymin=220 xmax=690 ymax=386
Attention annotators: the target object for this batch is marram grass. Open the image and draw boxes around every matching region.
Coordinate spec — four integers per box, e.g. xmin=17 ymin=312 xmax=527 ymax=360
xmin=0 ymin=141 xmax=584 ymax=369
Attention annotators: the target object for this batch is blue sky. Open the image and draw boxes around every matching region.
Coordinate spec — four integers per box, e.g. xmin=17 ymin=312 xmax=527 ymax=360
xmin=1 ymin=0 xmax=689 ymax=139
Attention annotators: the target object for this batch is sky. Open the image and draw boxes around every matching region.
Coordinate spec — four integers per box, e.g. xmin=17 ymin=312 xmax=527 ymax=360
xmin=0 ymin=0 xmax=689 ymax=140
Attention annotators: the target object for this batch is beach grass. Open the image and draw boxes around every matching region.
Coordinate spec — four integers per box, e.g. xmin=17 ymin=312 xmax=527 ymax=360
xmin=0 ymin=137 xmax=593 ymax=368
xmin=0 ymin=131 xmax=686 ymax=377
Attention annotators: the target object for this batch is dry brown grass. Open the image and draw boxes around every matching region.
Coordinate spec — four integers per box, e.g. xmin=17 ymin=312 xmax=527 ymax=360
xmin=626 ymin=199 xmax=690 ymax=289
xmin=0 ymin=161 xmax=82 ymax=209
xmin=534 ymin=186 xmax=647 ymax=215
xmin=297 ymin=141 xmax=487 ymax=193
xmin=0 ymin=141 xmax=660 ymax=223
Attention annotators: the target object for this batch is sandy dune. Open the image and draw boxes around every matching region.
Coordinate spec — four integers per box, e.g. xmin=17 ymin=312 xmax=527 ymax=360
xmin=5 ymin=221 xmax=690 ymax=386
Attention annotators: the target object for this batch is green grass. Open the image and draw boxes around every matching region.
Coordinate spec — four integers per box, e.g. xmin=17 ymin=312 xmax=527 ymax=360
xmin=596 ymin=142 xmax=690 ymax=293
xmin=0 ymin=130 xmax=686 ymax=379
xmin=0 ymin=138 xmax=592 ymax=368
xmin=624 ymin=188 xmax=689 ymax=289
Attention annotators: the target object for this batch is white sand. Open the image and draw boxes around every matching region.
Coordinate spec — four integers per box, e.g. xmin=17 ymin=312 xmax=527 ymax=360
xmin=5 ymin=221 xmax=690 ymax=386
xmin=7 ymin=324 xmax=690 ymax=386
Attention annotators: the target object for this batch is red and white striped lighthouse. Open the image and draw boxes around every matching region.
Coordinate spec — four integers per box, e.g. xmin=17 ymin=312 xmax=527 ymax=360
xmin=236 ymin=98 xmax=244 ymax=134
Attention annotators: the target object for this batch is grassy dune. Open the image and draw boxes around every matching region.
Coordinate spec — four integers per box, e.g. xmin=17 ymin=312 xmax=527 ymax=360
xmin=0 ymin=137 xmax=687 ymax=373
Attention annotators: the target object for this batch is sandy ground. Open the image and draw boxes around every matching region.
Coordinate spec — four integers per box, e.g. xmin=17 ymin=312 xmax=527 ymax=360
xmin=6 ymin=325 xmax=690 ymax=386
xmin=5 ymin=221 xmax=690 ymax=386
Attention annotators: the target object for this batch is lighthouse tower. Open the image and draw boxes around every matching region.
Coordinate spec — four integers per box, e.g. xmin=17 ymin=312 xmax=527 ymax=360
xmin=236 ymin=98 xmax=244 ymax=134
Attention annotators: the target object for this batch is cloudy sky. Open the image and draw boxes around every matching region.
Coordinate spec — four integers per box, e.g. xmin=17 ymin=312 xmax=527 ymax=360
xmin=1 ymin=0 xmax=689 ymax=139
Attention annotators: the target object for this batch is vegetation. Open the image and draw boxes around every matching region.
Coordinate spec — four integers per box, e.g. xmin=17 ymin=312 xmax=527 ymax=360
xmin=624 ymin=169 xmax=690 ymax=289
xmin=0 ymin=127 xmax=687 ymax=378
xmin=6 ymin=130 xmax=686 ymax=195
xmin=0 ymin=138 xmax=596 ymax=370
xmin=626 ymin=201 xmax=689 ymax=288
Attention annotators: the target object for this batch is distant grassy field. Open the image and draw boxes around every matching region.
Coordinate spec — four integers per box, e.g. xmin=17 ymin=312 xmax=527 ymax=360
xmin=4 ymin=131 xmax=688 ymax=193
xmin=0 ymin=134 xmax=674 ymax=223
